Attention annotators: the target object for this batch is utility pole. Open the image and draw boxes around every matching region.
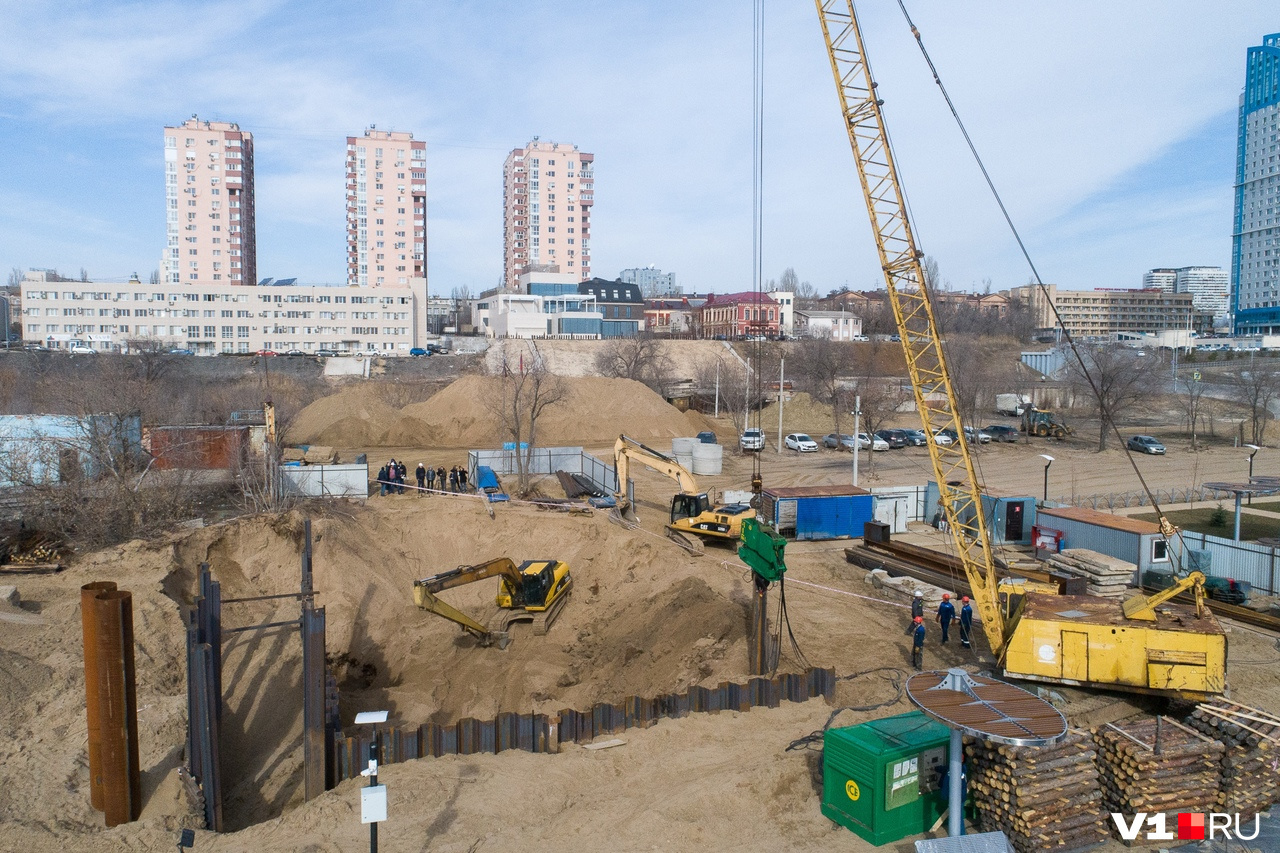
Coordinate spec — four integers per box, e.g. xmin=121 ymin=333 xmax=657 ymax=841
xmin=745 ymin=356 xmax=751 ymax=432
xmin=852 ymin=395 xmax=861 ymax=487
xmin=777 ymin=358 xmax=785 ymax=453
xmin=714 ymin=360 xmax=720 ymax=417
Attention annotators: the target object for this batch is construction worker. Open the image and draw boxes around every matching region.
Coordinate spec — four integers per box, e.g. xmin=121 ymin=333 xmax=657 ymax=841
xmin=415 ymin=463 xmax=427 ymax=495
xmin=911 ymin=616 xmax=926 ymax=670
xmin=959 ymin=596 xmax=974 ymax=649
xmin=911 ymin=589 xmax=924 ymax=620
xmin=937 ymin=593 xmax=955 ymax=644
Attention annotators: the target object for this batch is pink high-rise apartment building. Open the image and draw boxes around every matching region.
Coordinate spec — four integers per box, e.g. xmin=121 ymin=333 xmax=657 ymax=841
xmin=502 ymin=138 xmax=593 ymax=290
xmin=163 ymin=117 xmax=256 ymax=285
xmin=346 ymin=128 xmax=427 ymax=287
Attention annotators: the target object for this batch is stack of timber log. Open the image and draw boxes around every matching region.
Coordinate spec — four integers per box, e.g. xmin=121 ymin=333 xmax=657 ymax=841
xmin=1046 ymin=549 xmax=1136 ymax=598
xmin=1185 ymin=699 xmax=1280 ymax=818
xmin=1095 ymin=715 xmax=1224 ymax=842
xmin=964 ymin=730 xmax=1108 ymax=852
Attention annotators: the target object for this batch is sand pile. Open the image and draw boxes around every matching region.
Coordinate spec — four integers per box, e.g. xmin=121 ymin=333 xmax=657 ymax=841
xmin=290 ymin=374 xmax=711 ymax=448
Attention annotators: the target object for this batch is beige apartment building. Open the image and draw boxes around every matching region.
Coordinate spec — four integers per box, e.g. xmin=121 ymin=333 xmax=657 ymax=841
xmin=1010 ymin=284 xmax=1198 ymax=337
xmin=345 ymin=128 xmax=427 ymax=288
xmin=19 ymin=270 xmax=426 ymax=355
xmin=163 ymin=117 xmax=256 ymax=286
xmin=501 ymin=138 xmax=594 ymax=290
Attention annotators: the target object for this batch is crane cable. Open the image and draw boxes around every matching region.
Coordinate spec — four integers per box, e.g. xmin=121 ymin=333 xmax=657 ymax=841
xmin=894 ymin=0 xmax=1189 ymax=567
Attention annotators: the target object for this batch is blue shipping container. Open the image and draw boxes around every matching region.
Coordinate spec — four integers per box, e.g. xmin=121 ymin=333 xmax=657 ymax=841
xmin=763 ymin=486 xmax=876 ymax=541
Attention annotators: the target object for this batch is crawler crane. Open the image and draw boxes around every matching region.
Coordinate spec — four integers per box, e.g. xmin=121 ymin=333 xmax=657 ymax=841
xmin=815 ymin=1 xmax=1224 ymax=699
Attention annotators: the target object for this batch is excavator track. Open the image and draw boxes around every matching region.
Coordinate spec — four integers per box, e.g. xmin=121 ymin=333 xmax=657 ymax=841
xmin=491 ymin=577 xmax=574 ymax=636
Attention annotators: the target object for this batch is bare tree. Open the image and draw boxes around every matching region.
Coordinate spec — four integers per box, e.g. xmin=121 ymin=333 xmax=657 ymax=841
xmin=1066 ymin=345 xmax=1163 ymax=450
xmin=450 ymin=285 xmax=473 ymax=330
xmin=491 ymin=351 xmax=567 ymax=494
xmin=791 ymin=337 xmax=857 ymax=437
xmin=79 ymin=267 xmax=89 ymax=282
xmin=593 ymin=336 xmax=675 ymax=394
xmin=793 ymin=280 xmax=820 ymax=310
xmin=779 ymin=268 xmax=799 ymax=294
xmin=149 ymin=269 xmax=160 ymax=285
xmin=1178 ymin=376 xmax=1208 ymax=450
xmin=7 ymin=267 xmax=22 ymax=289
xmin=1228 ymin=363 xmax=1280 ymax=444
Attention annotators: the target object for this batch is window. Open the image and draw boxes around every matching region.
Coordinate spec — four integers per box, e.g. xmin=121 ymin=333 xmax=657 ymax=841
xmin=1151 ymin=539 xmax=1169 ymax=563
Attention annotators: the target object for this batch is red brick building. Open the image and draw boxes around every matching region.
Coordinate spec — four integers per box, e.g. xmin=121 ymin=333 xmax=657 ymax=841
xmin=699 ymin=291 xmax=781 ymax=339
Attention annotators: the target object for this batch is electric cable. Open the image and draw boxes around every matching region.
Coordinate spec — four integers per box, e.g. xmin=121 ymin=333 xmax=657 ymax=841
xmin=785 ymin=666 xmax=908 ymax=751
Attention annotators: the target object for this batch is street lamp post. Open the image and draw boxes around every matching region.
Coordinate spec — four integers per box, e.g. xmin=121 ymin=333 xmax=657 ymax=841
xmin=1246 ymin=444 xmax=1260 ymax=506
xmin=1039 ymin=454 xmax=1054 ymax=504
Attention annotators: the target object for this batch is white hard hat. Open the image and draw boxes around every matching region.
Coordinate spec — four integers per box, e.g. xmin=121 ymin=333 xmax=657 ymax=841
xmin=914 ymin=590 xmax=923 ymax=597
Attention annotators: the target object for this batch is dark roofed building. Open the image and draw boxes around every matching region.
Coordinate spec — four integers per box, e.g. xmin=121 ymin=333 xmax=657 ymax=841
xmin=578 ymin=278 xmax=644 ymax=337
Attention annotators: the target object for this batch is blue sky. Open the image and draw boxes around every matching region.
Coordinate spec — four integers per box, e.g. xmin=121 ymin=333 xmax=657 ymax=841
xmin=0 ymin=1 xmax=1274 ymax=296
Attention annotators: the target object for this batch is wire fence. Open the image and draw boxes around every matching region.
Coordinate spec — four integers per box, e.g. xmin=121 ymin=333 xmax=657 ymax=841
xmin=1052 ymin=486 xmax=1235 ymax=510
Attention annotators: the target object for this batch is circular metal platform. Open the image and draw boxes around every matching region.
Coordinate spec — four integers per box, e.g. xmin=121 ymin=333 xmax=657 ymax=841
xmin=906 ymin=668 xmax=1067 ymax=747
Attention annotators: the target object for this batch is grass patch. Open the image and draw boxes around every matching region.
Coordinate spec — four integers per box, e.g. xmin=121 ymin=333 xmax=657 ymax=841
xmin=1131 ymin=507 xmax=1280 ymax=542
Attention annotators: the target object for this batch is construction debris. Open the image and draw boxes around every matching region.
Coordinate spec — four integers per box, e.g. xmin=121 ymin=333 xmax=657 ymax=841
xmin=1095 ymin=715 xmax=1225 ymax=842
xmin=1185 ymin=699 xmax=1280 ymax=818
xmin=1046 ymin=549 xmax=1136 ymax=598
xmin=964 ymin=730 xmax=1108 ymax=853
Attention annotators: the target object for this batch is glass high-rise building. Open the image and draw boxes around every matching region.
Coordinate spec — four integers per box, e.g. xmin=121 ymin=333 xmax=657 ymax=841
xmin=1233 ymin=34 xmax=1280 ymax=334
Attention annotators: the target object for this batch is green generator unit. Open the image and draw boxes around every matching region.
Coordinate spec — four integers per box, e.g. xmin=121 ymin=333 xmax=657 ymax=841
xmin=821 ymin=711 xmax=951 ymax=845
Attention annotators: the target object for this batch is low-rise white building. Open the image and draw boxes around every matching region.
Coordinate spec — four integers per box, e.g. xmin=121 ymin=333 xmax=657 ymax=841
xmin=19 ymin=270 xmax=427 ymax=354
xmin=797 ymin=309 xmax=863 ymax=341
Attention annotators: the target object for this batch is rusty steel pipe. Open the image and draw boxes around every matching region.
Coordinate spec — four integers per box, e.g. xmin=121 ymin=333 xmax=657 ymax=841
xmin=80 ymin=580 xmax=117 ymax=812
xmin=93 ymin=589 xmax=142 ymax=826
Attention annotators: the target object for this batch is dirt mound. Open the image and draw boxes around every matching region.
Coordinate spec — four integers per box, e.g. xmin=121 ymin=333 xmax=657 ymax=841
xmin=291 ymin=374 xmax=702 ymax=448
xmin=286 ymin=383 xmax=406 ymax=446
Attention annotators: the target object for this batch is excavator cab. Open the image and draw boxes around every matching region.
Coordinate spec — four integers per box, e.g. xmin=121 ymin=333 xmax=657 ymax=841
xmin=671 ymin=493 xmax=712 ymax=524
xmin=497 ymin=560 xmax=572 ymax=612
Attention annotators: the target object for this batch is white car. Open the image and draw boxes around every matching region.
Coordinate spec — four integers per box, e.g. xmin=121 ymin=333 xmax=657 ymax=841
xmin=784 ymin=433 xmax=819 ymax=453
xmin=739 ymin=428 xmax=765 ymax=451
xmin=69 ymin=344 xmax=97 ymax=355
xmin=931 ymin=429 xmax=954 ymax=446
xmin=858 ymin=432 xmax=890 ymax=451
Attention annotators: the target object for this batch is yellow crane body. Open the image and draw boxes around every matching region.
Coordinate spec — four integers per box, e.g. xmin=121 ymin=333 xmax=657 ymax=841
xmin=1003 ymin=592 xmax=1226 ymax=700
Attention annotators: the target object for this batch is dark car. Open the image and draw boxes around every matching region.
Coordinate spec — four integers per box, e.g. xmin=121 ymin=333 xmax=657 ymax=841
xmin=426 ymin=343 xmax=450 ymax=354
xmin=284 ymin=349 xmax=306 ymax=357
xmin=874 ymin=429 xmax=908 ymax=449
xmin=1127 ymin=435 xmax=1166 ymax=455
xmin=316 ymin=349 xmax=338 ymax=357
xmin=168 ymin=348 xmax=195 ymax=356
xmin=696 ymin=431 xmax=718 ymax=444
xmin=984 ymin=425 xmax=1020 ymax=443
xmin=902 ymin=429 xmax=928 ymax=446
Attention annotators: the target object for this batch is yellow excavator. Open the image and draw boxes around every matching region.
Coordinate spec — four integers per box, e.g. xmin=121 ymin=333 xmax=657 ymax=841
xmin=816 ymin=1 xmax=1225 ymax=699
xmin=611 ymin=434 xmax=755 ymax=555
xmin=412 ymin=557 xmax=572 ymax=650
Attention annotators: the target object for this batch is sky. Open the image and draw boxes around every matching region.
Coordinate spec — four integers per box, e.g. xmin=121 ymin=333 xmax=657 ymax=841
xmin=0 ymin=1 xmax=1275 ymax=296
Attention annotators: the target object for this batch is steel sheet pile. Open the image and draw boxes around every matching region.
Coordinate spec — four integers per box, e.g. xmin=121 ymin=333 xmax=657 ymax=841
xmin=1045 ymin=549 xmax=1136 ymax=598
xmin=964 ymin=730 xmax=1108 ymax=852
xmin=1185 ymin=700 xmax=1280 ymax=818
xmin=1095 ymin=715 xmax=1224 ymax=841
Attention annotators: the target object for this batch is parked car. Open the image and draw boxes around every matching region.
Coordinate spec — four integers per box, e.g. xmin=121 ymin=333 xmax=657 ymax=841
xmin=984 ymin=425 xmax=1020 ymax=443
xmin=168 ymin=348 xmax=195 ymax=355
xmin=859 ymin=432 xmax=890 ymax=452
xmin=696 ymin=431 xmax=718 ymax=444
xmin=931 ymin=429 xmax=955 ymax=446
xmin=874 ymin=429 xmax=908 ymax=449
xmin=22 ymin=344 xmax=50 ymax=352
xmin=69 ymin=344 xmax=97 ymax=355
xmin=785 ymin=433 xmax=819 ymax=453
xmin=823 ymin=433 xmax=858 ymax=451
xmin=1127 ymin=435 xmax=1166 ymax=455
xmin=254 ymin=349 xmax=278 ymax=357
xmin=409 ymin=347 xmax=430 ymax=357
xmin=963 ymin=426 xmax=992 ymax=445
xmin=316 ymin=349 xmax=338 ymax=357
xmin=902 ymin=429 xmax=928 ymax=446
xmin=740 ymin=428 xmax=765 ymax=451
xmin=284 ymin=349 xmax=306 ymax=357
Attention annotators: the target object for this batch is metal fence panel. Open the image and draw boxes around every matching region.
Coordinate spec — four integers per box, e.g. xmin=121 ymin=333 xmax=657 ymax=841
xmin=1183 ymin=531 xmax=1278 ymax=595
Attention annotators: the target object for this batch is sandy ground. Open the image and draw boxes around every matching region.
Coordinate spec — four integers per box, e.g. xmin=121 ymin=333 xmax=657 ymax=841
xmin=5 ymin=371 xmax=1280 ymax=851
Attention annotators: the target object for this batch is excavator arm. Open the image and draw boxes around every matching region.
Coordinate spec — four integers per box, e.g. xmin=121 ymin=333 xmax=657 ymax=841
xmin=815 ymin=1 xmax=1006 ymax=658
xmin=613 ymin=435 xmax=700 ymax=498
xmin=412 ymin=558 xmax=528 ymax=648
xmin=412 ymin=586 xmax=507 ymax=647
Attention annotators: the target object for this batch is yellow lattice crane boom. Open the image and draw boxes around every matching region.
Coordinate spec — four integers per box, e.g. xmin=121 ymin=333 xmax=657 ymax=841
xmin=814 ymin=0 xmax=1005 ymax=656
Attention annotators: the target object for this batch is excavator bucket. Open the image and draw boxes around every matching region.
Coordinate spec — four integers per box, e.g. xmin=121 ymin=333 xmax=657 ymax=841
xmin=608 ymin=502 xmax=639 ymax=526
xmin=665 ymin=526 xmax=705 ymax=557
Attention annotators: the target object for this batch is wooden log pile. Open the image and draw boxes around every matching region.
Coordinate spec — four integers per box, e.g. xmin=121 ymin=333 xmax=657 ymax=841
xmin=964 ymin=730 xmax=1109 ymax=852
xmin=1046 ymin=549 xmax=1136 ymax=598
xmin=1185 ymin=700 xmax=1280 ymax=818
xmin=1095 ymin=715 xmax=1224 ymax=843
